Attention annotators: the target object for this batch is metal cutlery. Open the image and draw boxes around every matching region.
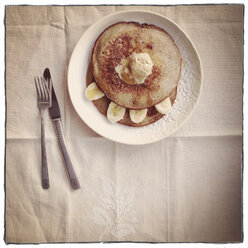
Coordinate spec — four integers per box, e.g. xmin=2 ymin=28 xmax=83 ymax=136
xmin=43 ymin=68 xmax=80 ymax=190
xmin=34 ymin=76 xmax=51 ymax=189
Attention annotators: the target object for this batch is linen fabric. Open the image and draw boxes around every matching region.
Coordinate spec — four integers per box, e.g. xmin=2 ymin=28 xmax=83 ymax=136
xmin=5 ymin=5 xmax=243 ymax=243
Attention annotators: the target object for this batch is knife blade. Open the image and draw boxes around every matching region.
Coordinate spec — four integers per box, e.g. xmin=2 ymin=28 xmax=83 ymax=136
xmin=43 ymin=68 xmax=80 ymax=190
xmin=44 ymin=68 xmax=60 ymax=119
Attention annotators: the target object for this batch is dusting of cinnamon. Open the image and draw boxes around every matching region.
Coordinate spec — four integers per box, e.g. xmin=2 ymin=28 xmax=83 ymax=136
xmin=99 ymin=33 xmax=161 ymax=95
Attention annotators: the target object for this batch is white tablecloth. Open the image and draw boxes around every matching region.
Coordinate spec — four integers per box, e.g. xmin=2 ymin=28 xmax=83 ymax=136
xmin=5 ymin=5 xmax=243 ymax=243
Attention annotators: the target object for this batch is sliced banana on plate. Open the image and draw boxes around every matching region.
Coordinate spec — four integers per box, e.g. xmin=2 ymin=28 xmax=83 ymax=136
xmin=85 ymin=82 xmax=105 ymax=100
xmin=107 ymin=102 xmax=126 ymax=123
xmin=155 ymin=97 xmax=172 ymax=114
xmin=129 ymin=108 xmax=147 ymax=123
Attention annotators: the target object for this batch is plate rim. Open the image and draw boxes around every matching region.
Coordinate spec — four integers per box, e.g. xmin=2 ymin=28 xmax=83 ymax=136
xmin=67 ymin=10 xmax=203 ymax=145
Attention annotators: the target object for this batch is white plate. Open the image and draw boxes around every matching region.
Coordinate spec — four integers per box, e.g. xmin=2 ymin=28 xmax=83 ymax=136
xmin=68 ymin=10 xmax=203 ymax=145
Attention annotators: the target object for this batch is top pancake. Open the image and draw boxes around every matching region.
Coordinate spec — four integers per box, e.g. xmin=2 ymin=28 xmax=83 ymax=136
xmin=92 ymin=22 xmax=181 ymax=109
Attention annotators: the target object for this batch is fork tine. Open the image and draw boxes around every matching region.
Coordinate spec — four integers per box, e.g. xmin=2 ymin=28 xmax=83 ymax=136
xmin=48 ymin=78 xmax=52 ymax=105
xmin=39 ymin=77 xmax=45 ymax=100
xmin=34 ymin=76 xmax=41 ymax=100
xmin=35 ymin=75 xmax=51 ymax=103
xmin=43 ymin=77 xmax=50 ymax=101
xmin=48 ymin=78 xmax=52 ymax=97
xmin=45 ymin=77 xmax=52 ymax=104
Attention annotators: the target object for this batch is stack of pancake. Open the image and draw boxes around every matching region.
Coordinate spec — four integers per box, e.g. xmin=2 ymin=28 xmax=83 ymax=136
xmin=85 ymin=22 xmax=182 ymax=127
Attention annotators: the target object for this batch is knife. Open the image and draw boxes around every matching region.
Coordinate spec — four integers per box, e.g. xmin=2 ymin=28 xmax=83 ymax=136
xmin=44 ymin=68 xmax=80 ymax=190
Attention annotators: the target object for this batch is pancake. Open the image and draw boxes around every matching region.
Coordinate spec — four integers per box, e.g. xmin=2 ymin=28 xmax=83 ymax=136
xmin=86 ymin=63 xmax=177 ymax=127
xmin=91 ymin=22 xmax=181 ymax=110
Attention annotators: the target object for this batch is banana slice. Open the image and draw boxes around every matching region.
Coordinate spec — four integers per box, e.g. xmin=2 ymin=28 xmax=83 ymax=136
xmin=129 ymin=108 xmax=147 ymax=123
xmin=155 ymin=97 xmax=172 ymax=114
xmin=107 ymin=102 xmax=126 ymax=123
xmin=85 ymin=82 xmax=104 ymax=100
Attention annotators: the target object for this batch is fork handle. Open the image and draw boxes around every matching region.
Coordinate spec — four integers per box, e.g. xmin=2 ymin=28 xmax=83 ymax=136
xmin=53 ymin=118 xmax=80 ymax=190
xmin=41 ymin=112 xmax=50 ymax=189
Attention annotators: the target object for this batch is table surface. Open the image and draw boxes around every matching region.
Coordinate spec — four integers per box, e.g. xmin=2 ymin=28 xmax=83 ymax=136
xmin=5 ymin=5 xmax=243 ymax=243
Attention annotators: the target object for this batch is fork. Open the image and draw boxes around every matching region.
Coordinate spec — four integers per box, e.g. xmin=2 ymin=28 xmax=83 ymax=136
xmin=35 ymin=76 xmax=51 ymax=189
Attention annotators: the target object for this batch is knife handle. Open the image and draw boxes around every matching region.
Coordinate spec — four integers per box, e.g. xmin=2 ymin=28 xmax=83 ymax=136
xmin=53 ymin=118 xmax=80 ymax=190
